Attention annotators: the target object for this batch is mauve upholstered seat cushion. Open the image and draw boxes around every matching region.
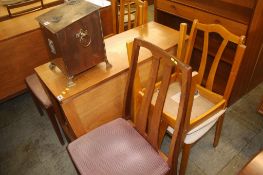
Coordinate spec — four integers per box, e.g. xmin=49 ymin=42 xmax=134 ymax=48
xmin=25 ymin=74 xmax=51 ymax=108
xmin=68 ymin=118 xmax=169 ymax=175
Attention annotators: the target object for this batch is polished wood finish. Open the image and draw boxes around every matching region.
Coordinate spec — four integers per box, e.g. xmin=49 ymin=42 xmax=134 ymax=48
xmin=0 ymin=29 xmax=50 ymax=102
xmin=118 ymin=0 xmax=147 ymax=33
xmin=176 ymin=23 xmax=187 ymax=60
xmin=178 ymin=20 xmax=246 ymax=175
xmin=231 ymin=0 xmax=263 ymax=103
xmin=126 ymin=33 xmax=195 ymax=174
xmin=179 ymin=143 xmax=191 ymax=175
xmin=155 ymin=0 xmax=249 ymax=36
xmin=239 ymin=150 xmax=263 ymax=175
xmin=221 ymin=0 xmax=255 ymax=8
xmin=35 ymin=22 xmax=182 ymax=138
xmin=126 ymin=22 xmax=188 ymax=143
xmin=126 ymin=21 xmax=246 ymax=175
xmin=154 ymin=0 xmax=263 ymax=104
xmin=184 ymin=19 xmax=246 ymax=95
xmin=108 ymin=0 xmax=117 ymax=35
xmin=37 ymin=1 xmax=107 ymax=78
xmin=126 ymin=41 xmax=141 ymax=123
xmin=0 ymin=2 xmax=115 ymax=102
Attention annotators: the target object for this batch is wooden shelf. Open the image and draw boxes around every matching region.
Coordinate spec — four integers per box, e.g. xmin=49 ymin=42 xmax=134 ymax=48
xmin=170 ymin=0 xmax=254 ymax=25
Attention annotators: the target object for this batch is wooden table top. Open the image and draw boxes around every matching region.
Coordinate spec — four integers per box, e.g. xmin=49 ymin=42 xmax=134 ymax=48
xmin=35 ymin=21 xmax=181 ymax=103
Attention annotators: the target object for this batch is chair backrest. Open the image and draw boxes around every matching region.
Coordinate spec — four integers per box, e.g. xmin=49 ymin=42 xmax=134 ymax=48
xmin=5 ymin=0 xmax=44 ymax=17
xmin=118 ymin=0 xmax=148 ymax=33
xmin=184 ymin=19 xmax=246 ymax=103
xmin=126 ymin=23 xmax=189 ymax=123
xmin=110 ymin=0 xmax=117 ymax=35
xmin=177 ymin=23 xmax=188 ymax=61
xmin=123 ymin=38 xmax=192 ymax=173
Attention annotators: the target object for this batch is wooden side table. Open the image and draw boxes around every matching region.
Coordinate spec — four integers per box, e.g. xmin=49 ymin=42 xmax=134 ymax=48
xmin=239 ymin=151 xmax=263 ymax=175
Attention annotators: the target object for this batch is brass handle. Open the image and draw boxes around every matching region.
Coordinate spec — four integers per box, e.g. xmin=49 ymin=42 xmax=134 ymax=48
xmin=75 ymin=29 xmax=91 ymax=47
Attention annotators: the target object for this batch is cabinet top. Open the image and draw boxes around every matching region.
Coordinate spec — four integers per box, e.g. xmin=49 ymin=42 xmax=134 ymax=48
xmin=36 ymin=0 xmax=99 ymax=34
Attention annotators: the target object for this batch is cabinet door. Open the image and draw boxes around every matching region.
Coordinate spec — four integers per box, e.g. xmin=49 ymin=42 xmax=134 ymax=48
xmin=0 ymin=30 xmax=49 ymax=101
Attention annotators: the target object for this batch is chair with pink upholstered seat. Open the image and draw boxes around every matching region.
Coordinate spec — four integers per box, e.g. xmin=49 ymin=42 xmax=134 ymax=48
xmin=25 ymin=73 xmax=64 ymax=145
xmin=67 ymin=38 xmax=193 ymax=175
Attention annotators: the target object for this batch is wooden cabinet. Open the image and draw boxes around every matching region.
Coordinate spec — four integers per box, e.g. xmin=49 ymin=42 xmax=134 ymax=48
xmin=155 ymin=0 xmax=254 ymax=35
xmin=155 ymin=0 xmax=249 ymax=36
xmin=155 ymin=0 xmax=263 ymax=104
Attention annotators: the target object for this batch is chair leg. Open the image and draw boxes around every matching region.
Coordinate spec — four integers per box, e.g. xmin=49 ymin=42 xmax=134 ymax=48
xmin=67 ymin=148 xmax=81 ymax=175
xmin=179 ymin=143 xmax=191 ymax=175
xmin=29 ymin=90 xmax=44 ymax=116
xmin=158 ymin=119 xmax=169 ymax=147
xmin=213 ymin=114 xmax=225 ymax=147
xmin=46 ymin=107 xmax=65 ymax=145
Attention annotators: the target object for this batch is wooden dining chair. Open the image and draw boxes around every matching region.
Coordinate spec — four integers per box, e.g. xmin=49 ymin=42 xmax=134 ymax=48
xmin=67 ymin=38 xmax=193 ymax=175
xmin=156 ymin=19 xmax=246 ymax=175
xmin=118 ymin=0 xmax=147 ymax=33
xmin=2 ymin=0 xmax=44 ymax=17
xmin=25 ymin=73 xmax=65 ymax=145
xmin=126 ymin=23 xmax=191 ymax=145
xmin=127 ymin=20 xmax=247 ymax=174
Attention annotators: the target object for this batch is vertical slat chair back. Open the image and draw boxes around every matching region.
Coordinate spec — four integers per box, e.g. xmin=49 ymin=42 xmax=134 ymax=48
xmin=6 ymin=0 xmax=44 ymax=17
xmin=110 ymin=0 xmax=117 ymax=34
xmin=126 ymin=41 xmax=142 ymax=123
xmin=127 ymin=23 xmax=188 ymax=106
xmin=119 ymin=0 xmax=147 ymax=33
xmin=184 ymin=19 xmax=246 ymax=103
xmin=134 ymin=0 xmax=148 ymax=26
xmin=177 ymin=23 xmax=188 ymax=61
xmin=123 ymin=38 xmax=192 ymax=173
xmin=171 ymin=23 xmax=188 ymax=82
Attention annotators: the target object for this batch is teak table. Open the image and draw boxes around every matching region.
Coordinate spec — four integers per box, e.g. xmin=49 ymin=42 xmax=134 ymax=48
xmin=35 ymin=22 xmax=181 ymax=140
